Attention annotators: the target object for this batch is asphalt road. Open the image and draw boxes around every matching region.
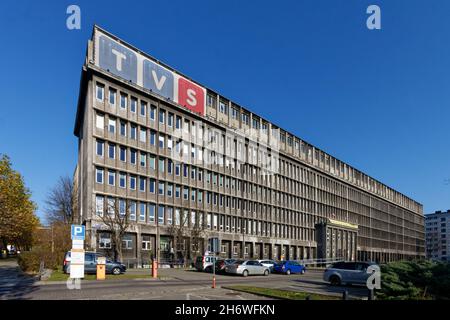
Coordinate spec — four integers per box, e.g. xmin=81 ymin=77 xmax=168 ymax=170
xmin=1 ymin=265 xmax=370 ymax=300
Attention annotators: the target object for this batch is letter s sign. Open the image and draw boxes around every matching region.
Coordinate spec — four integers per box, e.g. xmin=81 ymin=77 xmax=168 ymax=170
xmin=178 ymin=77 xmax=205 ymax=116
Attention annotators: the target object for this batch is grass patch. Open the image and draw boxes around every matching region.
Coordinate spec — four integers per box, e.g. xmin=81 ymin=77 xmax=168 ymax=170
xmin=226 ymin=285 xmax=339 ymax=300
xmin=46 ymin=268 xmax=167 ymax=281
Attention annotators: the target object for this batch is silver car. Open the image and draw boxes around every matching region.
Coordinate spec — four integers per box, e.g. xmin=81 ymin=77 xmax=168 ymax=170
xmin=323 ymin=261 xmax=378 ymax=286
xmin=257 ymin=259 xmax=276 ymax=272
xmin=225 ymin=260 xmax=270 ymax=277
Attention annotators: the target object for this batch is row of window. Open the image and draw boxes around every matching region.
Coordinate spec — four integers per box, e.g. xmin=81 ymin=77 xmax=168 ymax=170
xmin=96 ymin=81 xmax=420 ymax=214
xmin=94 ymin=195 xmax=316 ymax=240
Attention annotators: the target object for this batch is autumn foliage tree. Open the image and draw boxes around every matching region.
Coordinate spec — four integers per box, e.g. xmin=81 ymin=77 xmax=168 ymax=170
xmin=0 ymin=154 xmax=39 ymax=251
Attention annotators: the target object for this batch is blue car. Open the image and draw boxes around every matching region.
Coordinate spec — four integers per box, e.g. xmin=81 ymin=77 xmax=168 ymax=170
xmin=274 ymin=261 xmax=306 ymax=275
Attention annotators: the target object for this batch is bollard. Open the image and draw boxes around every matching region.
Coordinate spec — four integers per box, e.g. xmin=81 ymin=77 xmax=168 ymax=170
xmin=152 ymin=260 xmax=158 ymax=279
xmin=212 ymin=276 xmax=216 ymax=289
xmin=368 ymin=289 xmax=375 ymax=300
xmin=342 ymin=290 xmax=348 ymax=300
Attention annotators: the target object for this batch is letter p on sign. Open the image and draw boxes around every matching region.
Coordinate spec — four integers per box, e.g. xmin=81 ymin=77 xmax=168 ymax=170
xmin=71 ymin=225 xmax=85 ymax=240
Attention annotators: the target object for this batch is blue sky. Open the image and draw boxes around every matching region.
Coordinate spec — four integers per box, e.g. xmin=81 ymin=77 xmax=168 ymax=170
xmin=0 ymin=0 xmax=449 ymax=223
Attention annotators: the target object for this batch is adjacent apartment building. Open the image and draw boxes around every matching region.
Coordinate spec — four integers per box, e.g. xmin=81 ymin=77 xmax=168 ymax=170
xmin=73 ymin=26 xmax=425 ymax=266
xmin=425 ymin=210 xmax=450 ymax=261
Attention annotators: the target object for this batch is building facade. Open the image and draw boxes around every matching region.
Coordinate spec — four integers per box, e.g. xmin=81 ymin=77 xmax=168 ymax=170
xmin=73 ymin=26 xmax=425 ymax=267
xmin=425 ymin=210 xmax=450 ymax=261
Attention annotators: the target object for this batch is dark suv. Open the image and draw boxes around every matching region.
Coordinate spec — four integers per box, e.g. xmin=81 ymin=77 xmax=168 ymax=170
xmin=63 ymin=251 xmax=127 ymax=275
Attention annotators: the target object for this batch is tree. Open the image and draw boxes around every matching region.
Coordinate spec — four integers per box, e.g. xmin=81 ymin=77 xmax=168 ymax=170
xmin=44 ymin=175 xmax=76 ymax=225
xmin=167 ymin=211 xmax=189 ymax=262
xmin=94 ymin=198 xmax=132 ymax=262
xmin=0 ymin=154 xmax=39 ymax=251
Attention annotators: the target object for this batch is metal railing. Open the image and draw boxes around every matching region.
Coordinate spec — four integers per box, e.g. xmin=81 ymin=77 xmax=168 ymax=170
xmin=296 ymin=257 xmax=345 ymax=267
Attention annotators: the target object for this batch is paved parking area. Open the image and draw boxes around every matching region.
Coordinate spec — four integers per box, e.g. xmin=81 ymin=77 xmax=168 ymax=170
xmin=16 ymin=268 xmax=370 ymax=300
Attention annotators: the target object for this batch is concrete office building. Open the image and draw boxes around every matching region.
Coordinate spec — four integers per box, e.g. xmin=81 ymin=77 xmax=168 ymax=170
xmin=73 ymin=26 xmax=425 ymax=266
xmin=425 ymin=210 xmax=450 ymax=261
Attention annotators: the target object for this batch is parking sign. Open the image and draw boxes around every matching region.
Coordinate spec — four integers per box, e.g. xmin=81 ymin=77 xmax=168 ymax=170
xmin=71 ymin=225 xmax=85 ymax=240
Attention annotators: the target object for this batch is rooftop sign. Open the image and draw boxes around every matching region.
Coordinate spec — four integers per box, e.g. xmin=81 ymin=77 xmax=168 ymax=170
xmin=94 ymin=29 xmax=206 ymax=116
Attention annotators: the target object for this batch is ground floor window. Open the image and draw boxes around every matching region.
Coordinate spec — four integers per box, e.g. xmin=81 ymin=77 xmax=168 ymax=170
xmin=142 ymin=235 xmax=152 ymax=251
xmin=122 ymin=234 xmax=133 ymax=250
xmin=99 ymin=232 xmax=111 ymax=249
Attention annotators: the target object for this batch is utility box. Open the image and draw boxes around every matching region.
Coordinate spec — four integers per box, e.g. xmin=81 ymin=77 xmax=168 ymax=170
xmin=96 ymin=256 xmax=106 ymax=280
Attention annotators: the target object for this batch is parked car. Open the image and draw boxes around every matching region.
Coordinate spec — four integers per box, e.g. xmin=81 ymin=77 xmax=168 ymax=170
xmin=257 ymin=259 xmax=277 ymax=272
xmin=63 ymin=251 xmax=127 ymax=275
xmin=323 ymin=261 xmax=378 ymax=286
xmin=225 ymin=260 xmax=270 ymax=277
xmin=214 ymin=258 xmax=238 ymax=273
xmin=273 ymin=260 xmax=306 ymax=275
xmin=195 ymin=255 xmax=217 ymax=272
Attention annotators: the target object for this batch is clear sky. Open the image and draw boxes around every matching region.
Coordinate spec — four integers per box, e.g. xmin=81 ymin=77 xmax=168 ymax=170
xmin=0 ymin=0 xmax=449 ymax=223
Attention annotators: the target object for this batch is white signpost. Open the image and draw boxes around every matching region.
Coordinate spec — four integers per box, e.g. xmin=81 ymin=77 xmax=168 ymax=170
xmin=70 ymin=225 xmax=85 ymax=279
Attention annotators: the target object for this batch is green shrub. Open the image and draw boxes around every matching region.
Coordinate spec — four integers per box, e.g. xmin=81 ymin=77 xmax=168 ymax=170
xmin=377 ymin=260 xmax=450 ymax=300
xmin=17 ymin=246 xmax=62 ymax=273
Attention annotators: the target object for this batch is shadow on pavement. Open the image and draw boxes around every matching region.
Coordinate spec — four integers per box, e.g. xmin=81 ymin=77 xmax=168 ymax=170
xmin=0 ymin=259 xmax=39 ymax=300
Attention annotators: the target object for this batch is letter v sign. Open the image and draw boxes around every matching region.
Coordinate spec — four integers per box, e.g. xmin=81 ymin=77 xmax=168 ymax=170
xmin=152 ymin=70 xmax=167 ymax=90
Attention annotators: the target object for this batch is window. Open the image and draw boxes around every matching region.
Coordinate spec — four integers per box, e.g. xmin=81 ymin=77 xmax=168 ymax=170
xmin=99 ymin=233 xmax=111 ymax=249
xmin=130 ymin=149 xmax=136 ymax=165
xmin=120 ymin=93 xmax=127 ymax=109
xmin=167 ymin=159 xmax=173 ymax=174
xmin=120 ymin=121 xmax=127 ymax=136
xmin=140 ymin=101 xmax=147 ymax=116
xmin=139 ymin=177 xmax=146 ymax=192
xmin=107 ymin=197 xmax=115 ymax=215
xmin=176 ymin=115 xmax=181 ymax=129
xmin=96 ymin=114 xmax=104 ymax=129
xmin=219 ymin=100 xmax=228 ymax=114
xmin=130 ymin=97 xmax=137 ymax=113
xmin=150 ymin=105 xmax=156 ymax=120
xmin=148 ymin=204 xmax=155 ymax=223
xmin=130 ymin=201 xmax=136 ymax=221
xmin=175 ymin=209 xmax=181 ymax=226
xmin=159 ymin=135 xmax=165 ymax=149
xmin=167 ymin=207 xmax=173 ymax=225
xmin=109 ymin=88 xmax=116 ymax=105
xmin=158 ymin=182 xmax=165 ymax=195
xmin=108 ymin=170 xmax=115 ymax=186
xmin=139 ymin=203 xmax=146 ymax=222
xmin=167 ymin=184 xmax=173 ymax=197
xmin=175 ymin=185 xmax=181 ymax=198
xmin=96 ymin=167 xmax=104 ymax=184
xmin=122 ymin=234 xmax=133 ymax=249
xmin=140 ymin=128 xmax=147 ymax=143
xmin=183 ymin=187 xmax=189 ymax=200
xmin=108 ymin=118 xmax=116 ymax=133
xmin=159 ymin=109 xmax=165 ymax=124
xmin=149 ymin=179 xmax=156 ymax=193
xmin=95 ymin=195 xmax=104 ymax=216
xmin=119 ymin=146 xmax=126 ymax=162
xmin=175 ymin=163 xmax=180 ymax=176
xmin=149 ymin=155 xmax=156 ymax=170
xmin=168 ymin=113 xmax=174 ymax=127
xmin=158 ymin=205 xmax=165 ymax=224
xmin=231 ymin=107 xmax=238 ymax=119
xmin=130 ymin=125 xmax=137 ymax=140
xmin=142 ymin=235 xmax=152 ymax=250
xmin=96 ymin=83 xmax=104 ymax=101
xmin=118 ymin=199 xmax=125 ymax=216
xmin=158 ymin=158 xmax=165 ymax=173
xmin=140 ymin=153 xmax=146 ymax=167
xmin=150 ymin=131 xmax=156 ymax=145
xmin=96 ymin=140 xmax=104 ymax=157
xmin=129 ymin=176 xmax=136 ymax=190
xmin=119 ymin=172 xmax=126 ymax=188
xmin=108 ymin=143 xmax=115 ymax=159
